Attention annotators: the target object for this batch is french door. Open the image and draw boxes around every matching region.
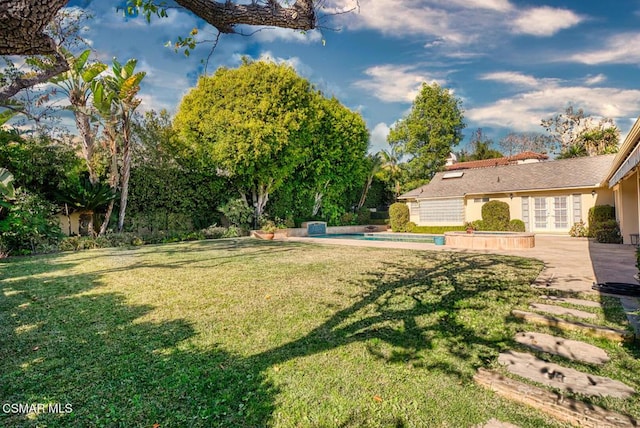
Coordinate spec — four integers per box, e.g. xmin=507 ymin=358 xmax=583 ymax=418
xmin=532 ymin=196 xmax=569 ymax=232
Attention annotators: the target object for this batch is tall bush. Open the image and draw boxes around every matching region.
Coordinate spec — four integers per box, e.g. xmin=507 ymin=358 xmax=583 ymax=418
xmin=588 ymin=205 xmax=618 ymax=242
xmin=481 ymin=200 xmax=510 ymax=231
xmin=0 ymin=189 xmax=63 ymax=255
xmin=389 ymin=202 xmax=410 ymax=232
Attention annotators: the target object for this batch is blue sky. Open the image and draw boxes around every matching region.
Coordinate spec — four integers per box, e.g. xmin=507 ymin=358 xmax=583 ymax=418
xmin=65 ymin=0 xmax=640 ymax=153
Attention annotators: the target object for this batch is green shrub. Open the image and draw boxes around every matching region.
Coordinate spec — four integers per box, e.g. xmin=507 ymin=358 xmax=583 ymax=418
xmin=389 ymin=203 xmax=410 ymax=232
xmin=589 ymin=205 xmax=615 ymax=225
xmin=588 ymin=205 xmax=617 ymax=239
xmin=201 ymin=225 xmax=227 ymax=239
xmin=481 ymin=200 xmax=510 ymax=231
xmin=569 ymin=221 xmax=588 ymax=237
xmin=223 ymin=226 xmax=240 ymax=238
xmin=471 ymin=220 xmax=485 ymax=231
xmin=219 ymin=198 xmax=254 ymax=229
xmin=405 ymin=225 xmax=466 ymax=234
xmin=0 ymin=189 xmax=63 ymax=255
xmin=338 ymin=212 xmax=358 ymax=226
xmin=405 ymin=222 xmax=417 ymax=232
xmin=508 ymin=219 xmax=525 ymax=232
xmin=356 ymin=207 xmax=371 ymax=225
xmin=594 ymin=219 xmax=622 ymax=243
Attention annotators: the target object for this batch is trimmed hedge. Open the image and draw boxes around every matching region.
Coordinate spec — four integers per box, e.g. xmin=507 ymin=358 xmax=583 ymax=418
xmin=389 ymin=203 xmax=410 ymax=232
xmin=588 ymin=205 xmax=621 ymax=243
xmin=407 ymin=225 xmax=467 ymax=234
xmin=508 ymin=219 xmax=526 ymax=232
xmin=481 ymin=200 xmax=510 ymax=231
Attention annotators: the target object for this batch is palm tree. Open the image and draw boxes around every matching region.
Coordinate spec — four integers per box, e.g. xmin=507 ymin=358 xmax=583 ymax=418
xmin=357 ymin=152 xmax=383 ymax=210
xmin=379 ymin=148 xmax=402 ymax=199
xmin=50 ymin=49 xmax=106 ymax=184
xmin=92 ymin=58 xmax=146 ymax=234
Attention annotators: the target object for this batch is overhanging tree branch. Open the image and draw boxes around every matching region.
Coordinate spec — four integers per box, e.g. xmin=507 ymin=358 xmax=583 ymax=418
xmin=0 ymin=0 xmax=318 ymax=102
xmin=174 ymin=0 xmax=315 ymax=33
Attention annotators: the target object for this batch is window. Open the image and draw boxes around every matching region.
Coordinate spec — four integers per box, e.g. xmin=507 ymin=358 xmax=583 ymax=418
xmin=418 ymin=198 xmax=464 ymax=224
xmin=443 ymin=171 xmax=464 ymax=179
xmin=534 ymin=197 xmax=547 ymax=228
xmin=572 ymin=194 xmax=582 ymax=223
xmin=473 ymin=197 xmax=489 ymax=203
xmin=521 ymin=197 xmax=529 ymax=231
xmin=554 ymin=197 xmax=568 ymax=228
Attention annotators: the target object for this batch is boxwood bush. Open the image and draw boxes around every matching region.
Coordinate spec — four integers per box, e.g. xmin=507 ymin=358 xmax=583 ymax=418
xmin=481 ymin=200 xmax=510 ymax=231
xmin=389 ymin=202 xmax=410 ymax=232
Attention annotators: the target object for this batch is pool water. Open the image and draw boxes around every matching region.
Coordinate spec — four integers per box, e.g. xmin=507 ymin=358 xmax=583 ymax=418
xmin=312 ymin=233 xmax=439 ymax=243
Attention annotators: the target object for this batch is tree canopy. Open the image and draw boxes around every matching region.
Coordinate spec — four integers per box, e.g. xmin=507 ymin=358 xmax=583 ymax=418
xmin=174 ymin=59 xmax=318 ymax=218
xmin=387 ymin=82 xmax=465 ymax=190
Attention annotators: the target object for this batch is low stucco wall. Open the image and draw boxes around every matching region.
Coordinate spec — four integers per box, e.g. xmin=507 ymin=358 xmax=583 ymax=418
xmin=445 ymin=231 xmax=535 ymax=250
xmin=287 ymin=225 xmax=387 ymax=237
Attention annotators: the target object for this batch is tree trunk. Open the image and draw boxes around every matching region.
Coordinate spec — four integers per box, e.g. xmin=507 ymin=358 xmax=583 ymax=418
xmin=74 ymin=109 xmax=98 ymax=184
xmin=117 ymin=122 xmax=132 ymax=233
xmin=98 ymin=123 xmax=119 ymax=236
xmin=357 ymin=176 xmax=374 ymax=210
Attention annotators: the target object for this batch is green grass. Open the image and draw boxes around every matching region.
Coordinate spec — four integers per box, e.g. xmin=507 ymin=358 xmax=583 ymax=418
xmin=0 ymin=238 xmax=637 ymax=427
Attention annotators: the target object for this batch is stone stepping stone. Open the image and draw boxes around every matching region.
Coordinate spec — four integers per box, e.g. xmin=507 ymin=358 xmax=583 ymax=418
xmin=475 ymin=368 xmax=638 ymax=428
xmin=540 ymin=295 xmax=603 ymax=308
xmin=529 ymin=303 xmax=597 ymax=320
xmin=514 ymin=332 xmax=610 ymax=365
xmin=512 ymin=309 xmax=632 ymax=342
xmin=498 ymin=351 xmax=634 ymax=399
xmin=475 ymin=419 xmax=519 ymax=428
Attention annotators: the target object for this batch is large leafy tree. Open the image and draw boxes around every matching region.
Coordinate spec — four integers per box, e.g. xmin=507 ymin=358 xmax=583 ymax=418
xmin=388 ymin=82 xmax=465 ymax=190
xmin=303 ymin=96 xmax=368 ymax=218
xmin=0 ymin=0 xmax=317 ymax=101
xmin=266 ymin=96 xmax=369 ymax=225
xmin=174 ymin=59 xmax=316 ymax=219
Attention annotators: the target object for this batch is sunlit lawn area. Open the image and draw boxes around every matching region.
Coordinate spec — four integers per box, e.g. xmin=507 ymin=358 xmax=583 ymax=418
xmin=1 ymin=239 xmax=638 ymax=427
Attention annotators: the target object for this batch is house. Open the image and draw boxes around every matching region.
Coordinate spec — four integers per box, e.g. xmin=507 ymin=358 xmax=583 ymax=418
xmin=399 ymin=154 xmax=615 ymax=234
xmin=605 ymin=116 xmax=640 ymax=244
xmin=445 ymin=151 xmax=548 ymax=171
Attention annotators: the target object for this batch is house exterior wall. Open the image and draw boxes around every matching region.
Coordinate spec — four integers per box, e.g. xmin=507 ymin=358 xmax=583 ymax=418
xmin=406 ymin=187 xmax=614 ymax=233
xmin=56 ymin=212 xmax=82 ymax=236
xmin=613 ymin=172 xmax=640 ymax=244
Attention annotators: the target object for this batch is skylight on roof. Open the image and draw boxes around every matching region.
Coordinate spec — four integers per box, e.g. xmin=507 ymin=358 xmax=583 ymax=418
xmin=443 ymin=171 xmax=464 ymax=179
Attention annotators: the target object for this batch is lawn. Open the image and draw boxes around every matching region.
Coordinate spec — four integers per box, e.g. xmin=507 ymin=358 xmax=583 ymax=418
xmin=0 ymin=239 xmax=637 ymax=427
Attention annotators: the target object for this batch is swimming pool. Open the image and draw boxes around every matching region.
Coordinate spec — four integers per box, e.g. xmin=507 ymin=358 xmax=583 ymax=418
xmin=313 ymin=232 xmax=440 ymax=243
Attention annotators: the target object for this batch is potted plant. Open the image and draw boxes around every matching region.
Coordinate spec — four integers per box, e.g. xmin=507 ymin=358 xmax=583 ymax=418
xmin=258 ymin=219 xmax=277 ymax=240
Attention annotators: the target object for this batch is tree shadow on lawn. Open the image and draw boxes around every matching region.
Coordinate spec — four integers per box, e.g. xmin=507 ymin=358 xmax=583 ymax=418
xmin=256 ymin=251 xmax=541 ymax=376
xmin=1 ymin=268 xmax=277 ymax=427
xmin=0 ymin=245 xmax=542 ymax=427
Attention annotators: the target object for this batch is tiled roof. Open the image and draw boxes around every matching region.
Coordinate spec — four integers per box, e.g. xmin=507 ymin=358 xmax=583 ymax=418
xmin=399 ymin=155 xmax=615 ymax=200
xmin=445 ymin=151 xmax=548 ymax=171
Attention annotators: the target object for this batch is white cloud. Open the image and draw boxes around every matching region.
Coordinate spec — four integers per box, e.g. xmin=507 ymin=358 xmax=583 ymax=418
xmin=436 ymin=0 xmax=513 ymax=12
xmin=569 ymin=33 xmax=640 ymax=64
xmin=354 ymin=64 xmax=443 ymax=103
xmin=585 ymin=74 xmax=607 ymax=85
xmin=251 ymin=27 xmax=323 ymax=44
xmin=479 ymin=71 xmax=541 ymax=88
xmin=467 ymin=85 xmax=640 ymax=132
xmin=511 ymin=6 xmax=583 ymax=36
xmin=369 ymin=122 xmax=391 ymax=152
xmin=324 ymin=0 xmax=466 ymax=44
